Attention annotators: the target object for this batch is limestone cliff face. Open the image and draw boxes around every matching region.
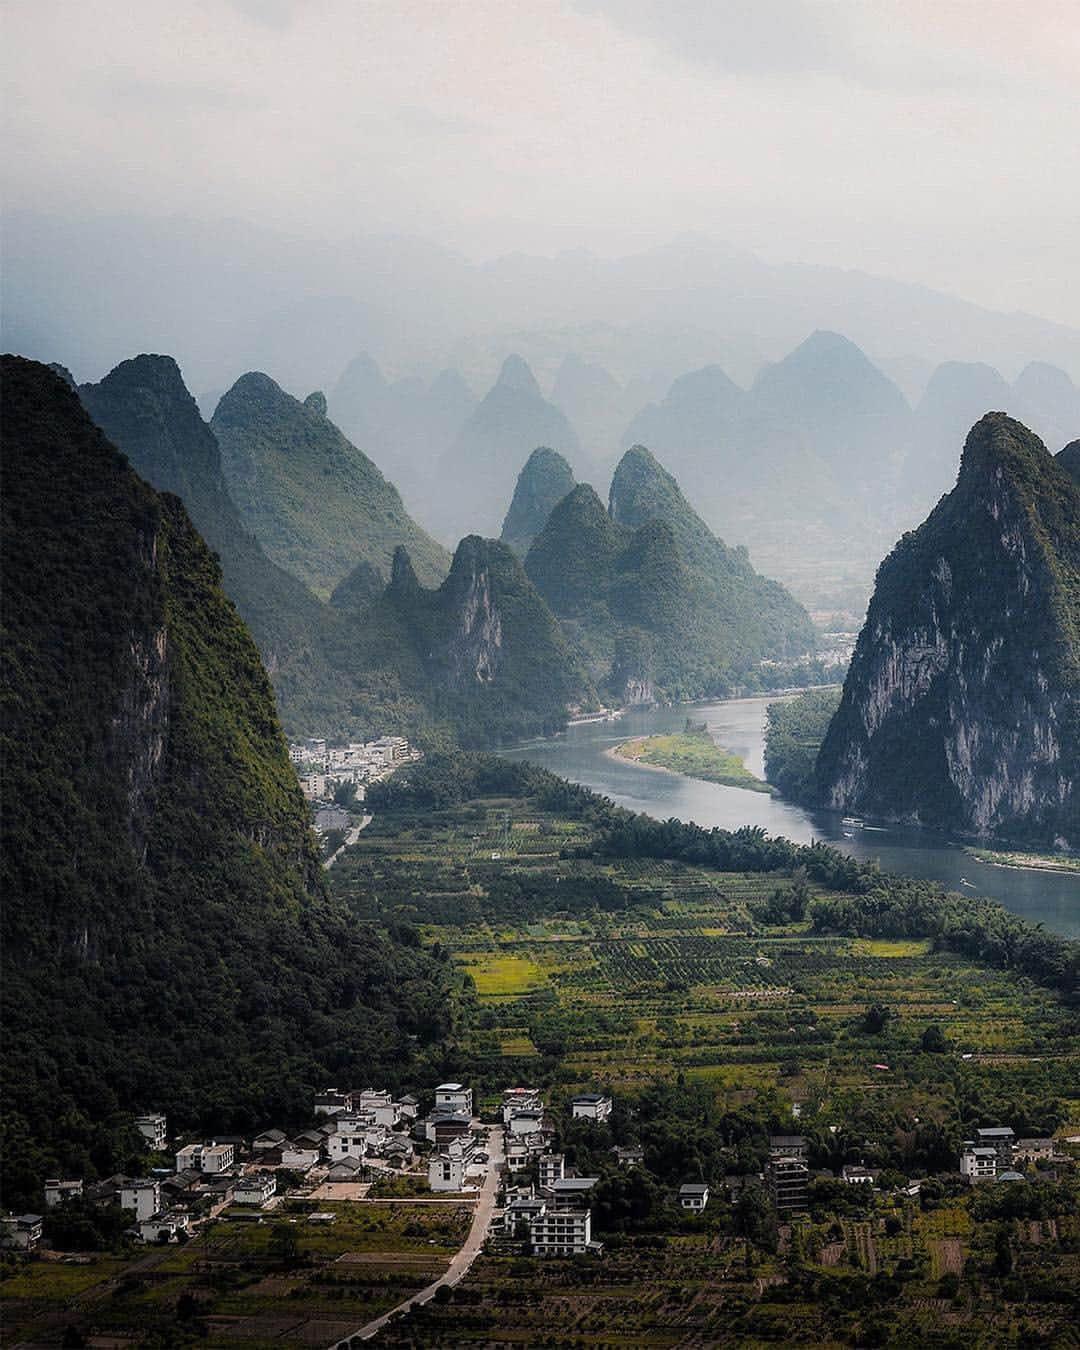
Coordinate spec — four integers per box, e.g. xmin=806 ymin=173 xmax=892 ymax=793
xmin=436 ymin=536 xmax=504 ymax=688
xmin=815 ymin=413 xmax=1079 ymax=845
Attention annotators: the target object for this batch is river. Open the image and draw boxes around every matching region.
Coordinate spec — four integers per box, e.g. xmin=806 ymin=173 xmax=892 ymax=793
xmin=500 ymin=695 xmax=1079 ymax=938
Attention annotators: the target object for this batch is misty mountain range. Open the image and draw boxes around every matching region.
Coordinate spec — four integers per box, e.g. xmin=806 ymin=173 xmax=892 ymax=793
xmin=6 ymin=212 xmax=1080 ymax=402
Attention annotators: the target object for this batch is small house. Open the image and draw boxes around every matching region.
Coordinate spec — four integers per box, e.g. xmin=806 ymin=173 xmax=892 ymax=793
xmin=570 ymin=1093 xmax=612 ymax=1123
xmin=435 ymin=1083 xmax=473 ymax=1116
xmin=44 ymin=1179 xmax=84 ymax=1208
xmin=679 ymin=1183 xmax=710 ymax=1211
xmin=233 ymin=1174 xmax=276 ymax=1207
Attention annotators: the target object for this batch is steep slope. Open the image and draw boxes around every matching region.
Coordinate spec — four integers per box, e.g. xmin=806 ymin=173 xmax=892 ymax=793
xmin=334 ymin=537 xmax=595 ymax=746
xmin=1058 ymin=441 xmax=1080 ymax=487
xmin=609 ymin=446 xmax=815 ymax=659
xmin=432 ymin=354 xmax=582 ymax=541
xmin=212 ymin=371 xmax=451 ymax=597
xmin=0 ymin=357 xmax=453 ymax=1204
xmin=78 ymin=356 xmax=330 ymax=688
xmin=500 ymin=446 xmax=577 ymax=557
xmin=525 ymin=460 xmax=815 ymax=705
xmin=815 ymin=413 xmax=1080 ymax=844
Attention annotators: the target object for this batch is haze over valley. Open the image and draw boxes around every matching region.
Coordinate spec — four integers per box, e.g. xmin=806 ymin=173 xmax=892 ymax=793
xmin=2 ymin=3 xmax=1078 ymax=1345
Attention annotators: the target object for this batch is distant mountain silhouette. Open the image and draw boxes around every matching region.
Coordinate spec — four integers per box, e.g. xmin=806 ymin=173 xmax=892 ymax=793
xmin=432 ymin=355 xmax=582 ymax=542
xmin=329 ymin=353 xmax=475 ymax=515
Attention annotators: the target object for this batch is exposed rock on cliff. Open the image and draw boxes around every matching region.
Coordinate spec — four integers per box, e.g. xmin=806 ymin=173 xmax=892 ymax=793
xmin=815 ymin=413 xmax=1079 ymax=844
xmin=335 ymin=535 xmax=595 ymax=745
xmin=1 ymin=356 xmax=454 ymax=1203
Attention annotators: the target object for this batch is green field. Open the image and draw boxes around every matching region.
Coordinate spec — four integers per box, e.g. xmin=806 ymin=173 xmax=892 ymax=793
xmin=615 ymin=729 xmax=773 ymax=792
xmin=0 ymin=1202 xmax=471 ymax=1347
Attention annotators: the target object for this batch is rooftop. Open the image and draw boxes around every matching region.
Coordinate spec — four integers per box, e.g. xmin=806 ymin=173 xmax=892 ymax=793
xmin=679 ymin=1183 xmax=709 ymax=1195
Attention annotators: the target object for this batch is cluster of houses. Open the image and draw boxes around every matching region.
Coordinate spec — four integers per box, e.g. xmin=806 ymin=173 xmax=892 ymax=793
xmin=496 ymin=1089 xmax=616 ymax=1257
xmin=959 ymin=1127 xmax=1065 ymax=1184
xmin=288 ymin=735 xmax=418 ymax=802
xmin=9 ymin=1090 xmax=430 ymax=1250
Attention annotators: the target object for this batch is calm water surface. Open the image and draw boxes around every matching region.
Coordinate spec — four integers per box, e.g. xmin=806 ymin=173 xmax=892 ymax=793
xmin=500 ymin=696 xmax=1079 ymax=938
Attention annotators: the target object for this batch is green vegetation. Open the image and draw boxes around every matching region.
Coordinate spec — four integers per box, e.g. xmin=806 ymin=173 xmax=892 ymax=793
xmin=764 ymin=687 xmax=842 ymax=801
xmin=340 ymin=752 xmax=1079 ymax=1344
xmin=817 ymin=413 xmax=1080 ymax=843
xmin=0 ymin=1201 xmax=471 ymax=1347
xmin=331 ymin=538 xmax=596 ymax=748
xmin=615 ymin=724 xmax=772 ymax=792
xmin=500 ymin=445 xmax=576 ymax=558
xmin=524 ymin=458 xmax=819 ymax=705
xmin=212 ymin=370 xmax=450 ymax=598
xmin=0 ymin=359 xmax=457 ymax=1211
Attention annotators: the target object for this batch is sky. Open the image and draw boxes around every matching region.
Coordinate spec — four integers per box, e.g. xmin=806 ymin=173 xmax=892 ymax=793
xmin=3 ymin=0 xmax=1079 ymax=325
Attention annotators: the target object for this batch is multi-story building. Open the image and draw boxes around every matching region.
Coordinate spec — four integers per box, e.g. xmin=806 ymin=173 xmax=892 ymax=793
xmin=429 ymin=1136 xmax=476 ymax=1191
xmin=2 ymin=1214 xmax=44 ymax=1251
xmin=119 ymin=1179 xmax=161 ymax=1223
xmin=546 ymin=1177 xmax=598 ymax=1210
xmin=530 ymin=1207 xmax=592 ymax=1255
xmin=134 ymin=1114 xmax=168 ymax=1151
xmin=767 ymin=1157 xmax=810 ymax=1212
xmin=233 ymin=1174 xmax=276 ymax=1206
xmin=426 ymin=1113 xmax=473 ymax=1148
xmin=314 ymin=1088 xmax=354 ymax=1117
xmin=975 ymin=1127 xmax=1015 ymax=1169
xmin=961 ymin=1147 xmax=998 ymax=1182
xmin=174 ymin=1142 xmax=235 ymax=1175
xmin=539 ymin=1154 xmax=565 ymax=1189
xmin=502 ymin=1088 xmax=543 ymax=1122
xmin=435 ymin=1083 xmax=473 ymax=1116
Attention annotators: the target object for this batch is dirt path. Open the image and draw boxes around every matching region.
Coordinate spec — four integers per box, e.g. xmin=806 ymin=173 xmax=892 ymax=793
xmin=322 ymin=1127 xmax=504 ymax=1347
xmin=325 ymin=814 xmax=373 ymax=869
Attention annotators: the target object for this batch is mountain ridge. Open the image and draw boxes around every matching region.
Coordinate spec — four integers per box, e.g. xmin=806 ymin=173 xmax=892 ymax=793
xmin=815 ymin=413 xmax=1079 ymax=844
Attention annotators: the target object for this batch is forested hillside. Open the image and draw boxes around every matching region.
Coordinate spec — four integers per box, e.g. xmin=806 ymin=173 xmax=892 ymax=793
xmin=212 ymin=372 xmax=450 ymax=597
xmin=332 ymin=538 xmax=596 ymax=747
xmin=0 ymin=358 xmax=455 ymax=1209
xmin=523 ymin=448 xmax=815 ymax=704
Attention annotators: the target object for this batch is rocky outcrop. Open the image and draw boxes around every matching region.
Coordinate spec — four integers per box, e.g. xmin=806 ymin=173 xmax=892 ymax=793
xmin=815 ymin=413 xmax=1079 ymax=845
xmin=437 ymin=537 xmax=504 ymax=687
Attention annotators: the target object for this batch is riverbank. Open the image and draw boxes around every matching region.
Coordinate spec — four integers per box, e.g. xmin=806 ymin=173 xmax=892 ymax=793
xmin=611 ymin=731 xmax=773 ymax=793
xmin=965 ymin=846 xmax=1080 ymax=876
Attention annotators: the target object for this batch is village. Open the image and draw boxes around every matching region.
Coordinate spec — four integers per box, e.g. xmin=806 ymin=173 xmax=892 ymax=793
xmin=287 ymin=735 xmax=421 ymax=815
xmin=7 ymin=1081 xmax=1073 ymax=1263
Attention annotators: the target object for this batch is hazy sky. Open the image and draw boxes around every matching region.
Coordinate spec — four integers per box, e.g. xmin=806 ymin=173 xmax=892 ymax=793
xmin=4 ymin=0 xmax=1078 ymax=325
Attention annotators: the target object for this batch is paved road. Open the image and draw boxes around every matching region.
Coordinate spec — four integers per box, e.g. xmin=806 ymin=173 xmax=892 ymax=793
xmin=323 ymin=1126 xmax=504 ymax=1347
xmin=325 ymin=814 xmax=372 ymax=869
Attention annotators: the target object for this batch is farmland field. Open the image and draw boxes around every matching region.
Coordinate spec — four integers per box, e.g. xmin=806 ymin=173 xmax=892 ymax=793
xmin=0 ymin=1202 xmax=471 ymax=1348
xmin=331 ymin=794 xmax=1079 ymax=1126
